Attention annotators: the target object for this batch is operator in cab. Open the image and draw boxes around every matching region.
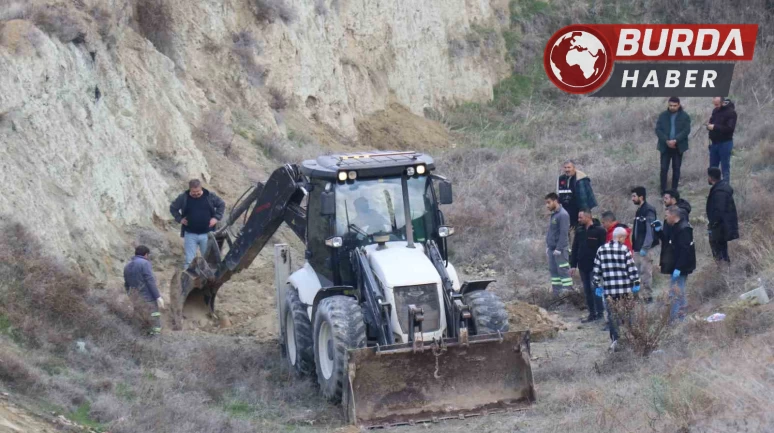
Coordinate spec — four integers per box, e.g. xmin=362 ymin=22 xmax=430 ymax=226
xmin=351 ymin=197 xmax=390 ymax=233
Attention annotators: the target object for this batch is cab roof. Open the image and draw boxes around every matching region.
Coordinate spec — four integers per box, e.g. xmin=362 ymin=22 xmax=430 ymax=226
xmin=300 ymin=151 xmax=435 ymax=180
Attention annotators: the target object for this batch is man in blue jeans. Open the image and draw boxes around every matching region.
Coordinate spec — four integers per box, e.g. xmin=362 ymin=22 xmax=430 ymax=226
xmin=654 ymin=206 xmax=696 ymax=322
xmin=707 ymin=97 xmax=737 ymax=182
xmin=170 ymin=179 xmax=226 ymax=269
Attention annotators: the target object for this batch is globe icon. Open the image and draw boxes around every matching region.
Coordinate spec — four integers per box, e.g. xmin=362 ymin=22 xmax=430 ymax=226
xmin=549 ymin=31 xmax=608 ymax=89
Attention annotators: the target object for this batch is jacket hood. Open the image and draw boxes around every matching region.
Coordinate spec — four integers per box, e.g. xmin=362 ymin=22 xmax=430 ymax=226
xmin=677 ymin=198 xmax=692 ymax=214
xmin=711 ymin=180 xmax=734 ymax=195
xmin=575 ymin=170 xmax=588 ymax=180
xmin=184 ymin=188 xmax=210 ymax=197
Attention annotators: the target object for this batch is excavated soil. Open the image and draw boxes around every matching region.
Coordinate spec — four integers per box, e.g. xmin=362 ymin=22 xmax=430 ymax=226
xmin=356 ymin=103 xmax=451 ymax=151
xmin=506 ymin=302 xmax=569 ymax=341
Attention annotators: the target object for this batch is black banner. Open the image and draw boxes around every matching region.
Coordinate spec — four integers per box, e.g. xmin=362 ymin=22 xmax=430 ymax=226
xmin=591 ymin=63 xmax=735 ymax=97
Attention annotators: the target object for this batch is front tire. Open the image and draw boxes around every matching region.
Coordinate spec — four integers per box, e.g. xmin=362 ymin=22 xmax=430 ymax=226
xmin=284 ymin=287 xmax=315 ymax=376
xmin=313 ymin=296 xmax=366 ymax=402
xmin=464 ymin=290 xmax=509 ymax=335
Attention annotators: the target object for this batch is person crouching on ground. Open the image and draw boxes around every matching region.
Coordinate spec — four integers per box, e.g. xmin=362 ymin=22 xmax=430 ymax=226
xmin=593 ymin=227 xmax=640 ymax=350
xmin=123 ymin=245 xmax=165 ymax=336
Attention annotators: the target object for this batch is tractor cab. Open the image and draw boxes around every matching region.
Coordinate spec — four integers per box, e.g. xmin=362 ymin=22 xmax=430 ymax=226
xmin=300 ymin=151 xmax=454 ymax=287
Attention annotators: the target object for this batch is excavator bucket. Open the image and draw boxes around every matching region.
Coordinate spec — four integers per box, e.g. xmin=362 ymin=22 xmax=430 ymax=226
xmin=343 ymin=331 xmax=535 ymax=428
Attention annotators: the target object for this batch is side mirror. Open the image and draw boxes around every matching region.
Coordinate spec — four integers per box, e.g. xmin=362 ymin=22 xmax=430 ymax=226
xmin=438 ymin=226 xmax=455 ymax=238
xmin=321 ymin=191 xmax=335 ymax=216
xmin=439 ymin=181 xmax=453 ymax=205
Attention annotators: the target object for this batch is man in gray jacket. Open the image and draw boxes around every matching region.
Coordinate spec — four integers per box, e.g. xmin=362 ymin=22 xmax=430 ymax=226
xmin=124 ymin=245 xmax=164 ymax=335
xmin=545 ymin=193 xmax=572 ymax=294
xmin=169 ymin=179 xmax=226 ymax=269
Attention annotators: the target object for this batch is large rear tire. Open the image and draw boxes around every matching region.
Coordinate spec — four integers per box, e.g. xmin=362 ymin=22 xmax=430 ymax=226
xmin=464 ymin=290 xmax=509 ymax=335
xmin=284 ymin=287 xmax=315 ymax=376
xmin=313 ymin=296 xmax=366 ymax=403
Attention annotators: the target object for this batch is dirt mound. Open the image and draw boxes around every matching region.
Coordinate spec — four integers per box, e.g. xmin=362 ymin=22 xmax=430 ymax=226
xmin=507 ymin=302 xmax=568 ymax=341
xmin=356 ymin=103 xmax=450 ymax=151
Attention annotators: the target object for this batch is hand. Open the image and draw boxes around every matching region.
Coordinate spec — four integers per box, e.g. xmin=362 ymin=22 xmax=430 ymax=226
xmin=595 ymin=287 xmax=604 ymax=298
xmin=671 ymin=269 xmax=681 ymax=280
xmin=553 ymin=250 xmax=561 ymax=256
xmin=181 ymin=217 xmax=188 ymax=226
xmin=653 ymin=220 xmax=663 ymax=232
xmin=667 ymin=140 xmax=676 ymax=148
xmin=639 ymin=249 xmax=647 ymax=257
xmin=633 ymin=285 xmax=641 ymax=293
xmin=707 ymin=124 xmax=715 ymax=131
xmin=570 ymin=268 xmax=577 ymax=277
xmin=156 ymin=297 xmax=166 ymax=310
xmin=209 ymin=218 xmax=218 ymax=228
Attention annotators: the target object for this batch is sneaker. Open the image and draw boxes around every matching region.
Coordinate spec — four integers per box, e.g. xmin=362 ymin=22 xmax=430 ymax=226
xmin=581 ymin=315 xmax=596 ymax=323
xmin=609 ymin=340 xmax=618 ymax=352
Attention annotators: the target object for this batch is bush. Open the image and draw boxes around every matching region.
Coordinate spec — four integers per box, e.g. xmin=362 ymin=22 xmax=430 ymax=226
xmin=232 ymin=31 xmax=267 ymax=87
xmin=135 ymin=0 xmax=175 ymax=58
xmin=251 ymin=0 xmax=298 ymax=24
xmin=200 ymin=110 xmax=234 ymax=155
xmin=32 ymin=4 xmax=87 ymax=44
xmin=610 ymin=294 xmax=672 ymax=356
xmin=268 ymin=87 xmax=288 ymax=111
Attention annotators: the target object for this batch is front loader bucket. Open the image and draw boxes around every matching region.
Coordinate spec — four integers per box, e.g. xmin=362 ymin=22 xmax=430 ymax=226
xmin=344 ymin=331 xmax=535 ymax=428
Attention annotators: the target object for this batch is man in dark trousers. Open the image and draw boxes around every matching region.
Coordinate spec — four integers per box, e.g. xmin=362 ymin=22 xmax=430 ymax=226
xmin=570 ymin=209 xmax=607 ymax=322
xmin=655 ymin=97 xmax=691 ymax=194
xmin=545 ymin=193 xmax=572 ymax=295
xmin=706 ymin=167 xmax=739 ymax=262
xmin=124 ymin=245 xmax=164 ymax=335
xmin=707 ymin=97 xmax=737 ymax=182
xmin=653 ymin=206 xmax=696 ymax=323
xmin=630 ymin=187 xmax=659 ymax=303
xmin=557 ymin=160 xmax=598 ymax=230
xmin=170 ymin=179 xmax=226 ymax=269
xmin=593 ymin=227 xmax=640 ymax=350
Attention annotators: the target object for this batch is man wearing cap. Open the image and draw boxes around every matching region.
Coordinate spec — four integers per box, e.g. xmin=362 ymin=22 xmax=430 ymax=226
xmin=655 ymin=97 xmax=692 ymax=194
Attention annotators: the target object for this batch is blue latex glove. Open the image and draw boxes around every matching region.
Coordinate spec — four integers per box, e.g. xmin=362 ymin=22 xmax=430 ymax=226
xmin=633 ymin=285 xmax=641 ymax=293
xmin=639 ymin=249 xmax=647 ymax=257
xmin=595 ymin=287 xmax=604 ymax=297
xmin=653 ymin=220 xmax=663 ymax=232
xmin=672 ymin=269 xmax=681 ymax=280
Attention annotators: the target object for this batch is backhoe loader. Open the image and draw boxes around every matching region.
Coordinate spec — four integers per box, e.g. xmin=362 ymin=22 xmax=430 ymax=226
xmin=177 ymin=151 xmax=535 ymax=427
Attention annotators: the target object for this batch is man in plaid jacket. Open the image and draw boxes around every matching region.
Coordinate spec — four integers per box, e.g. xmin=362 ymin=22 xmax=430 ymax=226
xmin=593 ymin=227 xmax=641 ymax=348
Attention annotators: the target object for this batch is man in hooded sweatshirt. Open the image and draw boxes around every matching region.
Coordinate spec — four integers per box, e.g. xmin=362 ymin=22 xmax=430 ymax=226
xmin=170 ymin=179 xmax=226 ymax=269
xmin=124 ymin=245 xmax=165 ymax=335
xmin=706 ymin=167 xmax=739 ymax=262
xmin=707 ymin=97 xmax=737 ymax=182
xmin=655 ymin=97 xmax=691 ymax=194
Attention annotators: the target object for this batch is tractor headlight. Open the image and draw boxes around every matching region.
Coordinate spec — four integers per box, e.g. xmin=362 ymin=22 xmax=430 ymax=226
xmin=406 ymin=166 xmax=415 ymax=176
xmin=325 ymin=236 xmax=343 ymax=248
xmin=416 ymin=164 xmax=426 ymax=175
xmin=347 ymin=170 xmax=357 ymax=180
xmin=438 ymin=226 xmax=455 ymax=238
xmin=337 ymin=171 xmax=348 ymax=181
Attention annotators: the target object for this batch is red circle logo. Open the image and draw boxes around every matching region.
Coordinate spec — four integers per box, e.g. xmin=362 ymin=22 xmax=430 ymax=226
xmin=544 ymin=26 xmax=614 ymax=94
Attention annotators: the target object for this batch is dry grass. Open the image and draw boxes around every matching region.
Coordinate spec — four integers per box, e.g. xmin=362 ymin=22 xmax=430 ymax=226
xmin=268 ymin=86 xmax=288 ymax=111
xmin=200 ymin=109 xmax=235 ymax=155
xmin=610 ymin=294 xmax=672 ymax=356
xmin=232 ymin=30 xmax=267 ymax=87
xmin=251 ymin=0 xmax=298 ymax=25
xmin=0 ymin=221 xmax=338 ymax=432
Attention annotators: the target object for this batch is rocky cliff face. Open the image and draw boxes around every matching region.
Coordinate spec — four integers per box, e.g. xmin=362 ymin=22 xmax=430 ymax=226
xmin=0 ymin=0 xmax=509 ymax=277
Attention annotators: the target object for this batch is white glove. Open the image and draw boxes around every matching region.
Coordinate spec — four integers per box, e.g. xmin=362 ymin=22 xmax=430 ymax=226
xmin=553 ymin=250 xmax=561 ymax=256
xmin=156 ymin=297 xmax=166 ymax=310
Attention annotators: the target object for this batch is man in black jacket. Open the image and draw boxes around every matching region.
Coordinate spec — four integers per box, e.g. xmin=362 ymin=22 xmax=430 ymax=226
xmin=662 ymin=190 xmax=691 ymax=217
xmin=631 ymin=187 xmax=658 ymax=303
xmin=655 ymin=97 xmax=691 ymax=193
xmin=706 ymin=167 xmax=739 ymax=262
xmin=654 ymin=206 xmax=696 ymax=323
xmin=570 ymin=209 xmax=607 ymax=322
xmin=169 ymin=179 xmax=226 ymax=269
xmin=557 ymin=160 xmax=598 ymax=230
xmin=707 ymin=97 xmax=737 ymax=182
